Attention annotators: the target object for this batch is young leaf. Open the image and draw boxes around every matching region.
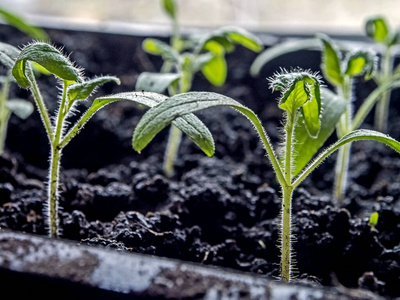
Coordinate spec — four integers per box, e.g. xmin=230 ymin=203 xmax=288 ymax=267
xmin=62 ymin=92 xmax=215 ymax=156
xmin=68 ymin=76 xmax=121 ymax=103
xmin=161 ymin=0 xmax=177 ymax=20
xmin=0 ymin=42 xmax=20 ymax=69
xmin=135 ymin=72 xmax=180 ymax=94
xmin=201 ymin=54 xmax=227 ymax=87
xmin=132 ymin=92 xmax=263 ymax=154
xmin=318 ymin=34 xmax=344 ymax=87
xmin=223 ymin=27 xmax=264 ymax=52
xmin=368 ymin=212 xmax=379 ymax=228
xmin=293 ymin=88 xmax=347 ymax=175
xmin=142 ymin=38 xmax=179 ymax=62
xmin=0 ymin=8 xmax=49 ymax=41
xmin=5 ymin=99 xmax=34 ymax=119
xmin=197 ymin=26 xmax=263 ymax=54
xmin=344 ymin=50 xmax=376 ymax=79
xmin=279 ymin=80 xmax=310 ymax=113
xmin=365 ymin=16 xmax=389 ymax=44
xmin=301 ymin=80 xmax=321 ymax=138
xmin=12 ymin=42 xmax=83 ymax=89
xmin=294 ymin=129 xmax=400 ymax=187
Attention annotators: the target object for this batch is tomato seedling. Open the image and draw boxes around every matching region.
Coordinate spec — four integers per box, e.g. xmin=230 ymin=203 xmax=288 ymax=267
xmin=130 ymin=70 xmax=400 ymax=283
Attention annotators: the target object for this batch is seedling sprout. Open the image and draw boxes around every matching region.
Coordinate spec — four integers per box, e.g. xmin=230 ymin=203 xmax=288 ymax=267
xmin=129 ymin=69 xmax=400 ymax=282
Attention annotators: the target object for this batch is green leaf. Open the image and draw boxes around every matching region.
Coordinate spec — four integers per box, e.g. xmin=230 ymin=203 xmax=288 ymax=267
xmin=318 ymin=34 xmax=344 ymax=87
xmin=135 ymin=72 xmax=180 ymax=94
xmin=250 ymin=38 xmax=320 ymax=77
xmin=161 ymin=0 xmax=177 ymax=20
xmin=131 ymin=91 xmax=265 ymax=155
xmin=0 ymin=8 xmax=49 ymax=41
xmin=201 ymin=54 xmax=227 ymax=87
xmin=142 ymin=38 xmax=179 ymax=62
xmin=68 ymin=76 xmax=120 ymax=103
xmin=294 ymin=129 xmax=400 ymax=187
xmin=279 ymin=80 xmax=310 ymax=113
xmin=301 ymin=80 xmax=321 ymax=138
xmin=0 ymin=41 xmax=20 ymax=69
xmin=6 ymin=98 xmax=34 ymax=119
xmin=12 ymin=42 xmax=83 ymax=89
xmin=293 ymin=88 xmax=347 ymax=175
xmin=197 ymin=26 xmax=263 ymax=54
xmin=344 ymin=50 xmax=376 ymax=79
xmin=223 ymin=27 xmax=263 ymax=52
xmin=76 ymin=92 xmax=215 ymax=157
xmin=203 ymin=40 xmax=226 ymax=55
xmin=369 ymin=212 xmax=379 ymax=227
xmin=365 ymin=16 xmax=389 ymax=44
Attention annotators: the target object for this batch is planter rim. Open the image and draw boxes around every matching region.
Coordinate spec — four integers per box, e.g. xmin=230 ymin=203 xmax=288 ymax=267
xmin=0 ymin=230 xmax=385 ymax=299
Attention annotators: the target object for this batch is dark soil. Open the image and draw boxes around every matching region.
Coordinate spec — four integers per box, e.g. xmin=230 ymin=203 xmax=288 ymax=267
xmin=1 ymin=24 xmax=400 ymax=299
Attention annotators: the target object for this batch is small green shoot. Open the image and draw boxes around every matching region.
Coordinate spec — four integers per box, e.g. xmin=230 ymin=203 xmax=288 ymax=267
xmin=136 ymin=0 xmax=263 ymax=177
xmin=368 ymin=212 xmax=379 ymax=232
xmin=128 ymin=70 xmax=400 ymax=283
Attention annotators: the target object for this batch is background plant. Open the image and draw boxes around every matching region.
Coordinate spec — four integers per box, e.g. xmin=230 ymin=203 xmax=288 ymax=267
xmin=128 ymin=70 xmax=400 ymax=283
xmin=0 ymin=8 xmax=50 ymax=155
xmin=0 ymin=43 xmax=34 ymax=155
xmin=135 ymin=0 xmax=263 ymax=177
xmin=365 ymin=16 xmax=400 ymax=132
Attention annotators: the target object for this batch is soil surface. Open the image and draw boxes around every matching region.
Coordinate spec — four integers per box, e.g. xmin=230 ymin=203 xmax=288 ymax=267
xmin=1 ymin=24 xmax=400 ymax=299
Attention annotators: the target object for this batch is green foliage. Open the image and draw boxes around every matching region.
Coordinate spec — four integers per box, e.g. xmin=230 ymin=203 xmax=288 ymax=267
xmin=130 ymin=69 xmax=400 ymax=283
xmin=12 ymin=42 xmax=83 ymax=89
xmin=293 ymin=88 xmax=346 ymax=175
xmin=364 ymin=16 xmax=400 ymax=133
xmin=368 ymin=212 xmax=379 ymax=231
xmin=319 ymin=34 xmax=344 ymax=86
xmin=138 ymin=0 xmax=263 ymax=177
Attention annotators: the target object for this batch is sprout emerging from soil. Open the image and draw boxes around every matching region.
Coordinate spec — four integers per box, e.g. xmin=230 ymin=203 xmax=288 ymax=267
xmin=129 ymin=69 xmax=400 ymax=283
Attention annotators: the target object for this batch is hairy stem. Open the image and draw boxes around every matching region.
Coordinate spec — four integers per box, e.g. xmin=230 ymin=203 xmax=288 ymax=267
xmin=334 ymin=143 xmax=351 ymax=201
xmin=374 ymin=47 xmax=393 ymax=132
xmin=281 ymin=185 xmax=294 ymax=283
xmin=334 ymin=77 xmax=352 ymax=201
xmin=280 ymin=111 xmax=295 ymax=283
xmin=163 ymin=124 xmax=182 ymax=178
xmin=162 ymin=70 xmax=191 ymax=177
xmin=47 ymin=81 xmax=68 ymax=238
xmin=27 ymin=70 xmax=54 ymax=142
xmin=0 ymin=79 xmax=11 ymax=155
